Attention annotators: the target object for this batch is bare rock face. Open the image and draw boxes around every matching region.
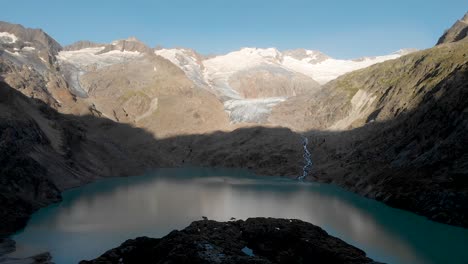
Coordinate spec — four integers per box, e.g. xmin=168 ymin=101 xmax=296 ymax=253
xmin=437 ymin=12 xmax=468 ymax=45
xmin=0 ymin=252 xmax=53 ymax=264
xmin=97 ymin=37 xmax=154 ymax=54
xmin=228 ymin=66 xmax=321 ymax=98
xmin=0 ymin=239 xmax=53 ymax=264
xmin=63 ymin=40 xmax=105 ymax=51
xmin=0 ymin=238 xmax=15 ymax=256
xmin=80 ymin=218 xmax=376 ymax=264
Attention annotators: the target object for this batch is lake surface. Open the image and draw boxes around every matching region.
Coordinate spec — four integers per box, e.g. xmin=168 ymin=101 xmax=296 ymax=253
xmin=11 ymin=168 xmax=468 ymax=264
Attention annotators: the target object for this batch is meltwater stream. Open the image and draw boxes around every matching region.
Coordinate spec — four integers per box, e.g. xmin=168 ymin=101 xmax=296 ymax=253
xmin=298 ymin=135 xmax=312 ymax=181
xmin=10 ymin=168 xmax=468 ymax=264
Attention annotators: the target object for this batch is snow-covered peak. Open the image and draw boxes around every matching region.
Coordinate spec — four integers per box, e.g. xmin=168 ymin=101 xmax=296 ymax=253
xmin=0 ymin=32 xmax=18 ymax=44
xmin=282 ymin=49 xmax=416 ymax=84
xmin=204 ymin=47 xmax=282 ymax=74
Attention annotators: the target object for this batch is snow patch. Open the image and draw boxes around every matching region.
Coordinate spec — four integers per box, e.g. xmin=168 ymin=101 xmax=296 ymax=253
xmin=22 ymin=46 xmax=36 ymax=51
xmin=4 ymin=50 xmax=21 ymax=57
xmin=0 ymin=32 xmax=18 ymax=43
xmin=57 ymin=47 xmax=142 ymax=70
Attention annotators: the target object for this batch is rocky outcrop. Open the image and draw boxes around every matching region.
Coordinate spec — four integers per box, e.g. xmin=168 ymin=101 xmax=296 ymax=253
xmin=63 ymin=41 xmax=105 ymax=51
xmin=437 ymin=12 xmax=468 ymax=45
xmin=80 ymin=218 xmax=376 ymax=264
xmin=0 ymin=253 xmax=53 ymax=264
xmin=0 ymin=239 xmax=15 ymax=256
xmin=0 ymin=239 xmax=53 ymax=264
xmin=97 ymin=37 xmax=154 ymax=54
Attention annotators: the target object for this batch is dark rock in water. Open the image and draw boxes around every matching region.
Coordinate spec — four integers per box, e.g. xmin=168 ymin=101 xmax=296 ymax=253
xmin=0 ymin=238 xmax=15 ymax=256
xmin=0 ymin=252 xmax=53 ymax=264
xmin=80 ymin=218 xmax=377 ymax=264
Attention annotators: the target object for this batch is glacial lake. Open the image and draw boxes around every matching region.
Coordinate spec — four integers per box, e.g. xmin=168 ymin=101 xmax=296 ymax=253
xmin=10 ymin=168 xmax=468 ymax=264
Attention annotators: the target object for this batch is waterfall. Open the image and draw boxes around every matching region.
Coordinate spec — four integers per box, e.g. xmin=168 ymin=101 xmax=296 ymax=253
xmin=297 ymin=135 xmax=312 ymax=181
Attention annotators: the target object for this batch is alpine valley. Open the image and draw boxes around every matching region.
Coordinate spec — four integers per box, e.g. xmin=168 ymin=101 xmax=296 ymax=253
xmin=0 ymin=11 xmax=467 ymax=264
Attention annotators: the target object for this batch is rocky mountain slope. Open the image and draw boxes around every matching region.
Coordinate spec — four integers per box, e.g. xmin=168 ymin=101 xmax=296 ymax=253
xmin=80 ymin=218 xmax=376 ymax=264
xmin=437 ymin=12 xmax=468 ymax=44
xmin=269 ymin=28 xmax=468 ymax=226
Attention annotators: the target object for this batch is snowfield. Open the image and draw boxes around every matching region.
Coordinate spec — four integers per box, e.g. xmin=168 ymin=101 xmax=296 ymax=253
xmin=58 ymin=47 xmax=143 ymax=70
xmin=282 ymin=53 xmax=401 ymax=85
xmin=0 ymin=32 xmax=18 ymax=43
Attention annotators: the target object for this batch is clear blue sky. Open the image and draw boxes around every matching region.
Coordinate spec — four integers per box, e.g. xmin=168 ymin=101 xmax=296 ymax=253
xmin=2 ymin=0 xmax=467 ymax=58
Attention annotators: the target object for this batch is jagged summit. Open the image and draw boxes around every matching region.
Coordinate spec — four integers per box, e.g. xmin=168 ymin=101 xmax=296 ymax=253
xmin=0 ymin=21 xmax=62 ymax=55
xmin=0 ymin=21 xmax=64 ymax=73
xmin=124 ymin=36 xmax=140 ymax=42
xmin=99 ymin=37 xmax=153 ymax=54
xmin=437 ymin=12 xmax=468 ymax=45
xmin=63 ymin=40 xmax=104 ymax=51
xmin=283 ymin=49 xmax=330 ymax=63
xmin=462 ymin=12 xmax=468 ymax=23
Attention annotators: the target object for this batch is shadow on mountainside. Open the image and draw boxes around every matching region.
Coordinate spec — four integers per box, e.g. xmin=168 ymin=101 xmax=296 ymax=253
xmin=0 ymin=78 xmax=467 ymax=237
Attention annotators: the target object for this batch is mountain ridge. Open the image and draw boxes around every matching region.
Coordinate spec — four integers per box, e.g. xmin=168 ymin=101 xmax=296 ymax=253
xmin=437 ymin=12 xmax=468 ymax=45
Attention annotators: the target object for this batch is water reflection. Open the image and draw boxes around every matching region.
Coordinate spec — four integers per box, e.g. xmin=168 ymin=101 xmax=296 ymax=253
xmin=11 ymin=168 xmax=468 ymax=264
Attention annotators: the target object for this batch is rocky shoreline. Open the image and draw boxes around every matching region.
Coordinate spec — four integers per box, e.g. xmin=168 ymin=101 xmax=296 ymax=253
xmin=80 ymin=218 xmax=378 ymax=264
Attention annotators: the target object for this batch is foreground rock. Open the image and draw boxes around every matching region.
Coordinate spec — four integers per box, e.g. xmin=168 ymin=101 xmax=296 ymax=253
xmin=0 ymin=239 xmax=52 ymax=264
xmin=80 ymin=218 xmax=376 ymax=264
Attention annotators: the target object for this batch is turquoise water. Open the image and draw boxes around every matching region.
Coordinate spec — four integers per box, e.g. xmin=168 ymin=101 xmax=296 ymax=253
xmin=10 ymin=168 xmax=468 ymax=264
